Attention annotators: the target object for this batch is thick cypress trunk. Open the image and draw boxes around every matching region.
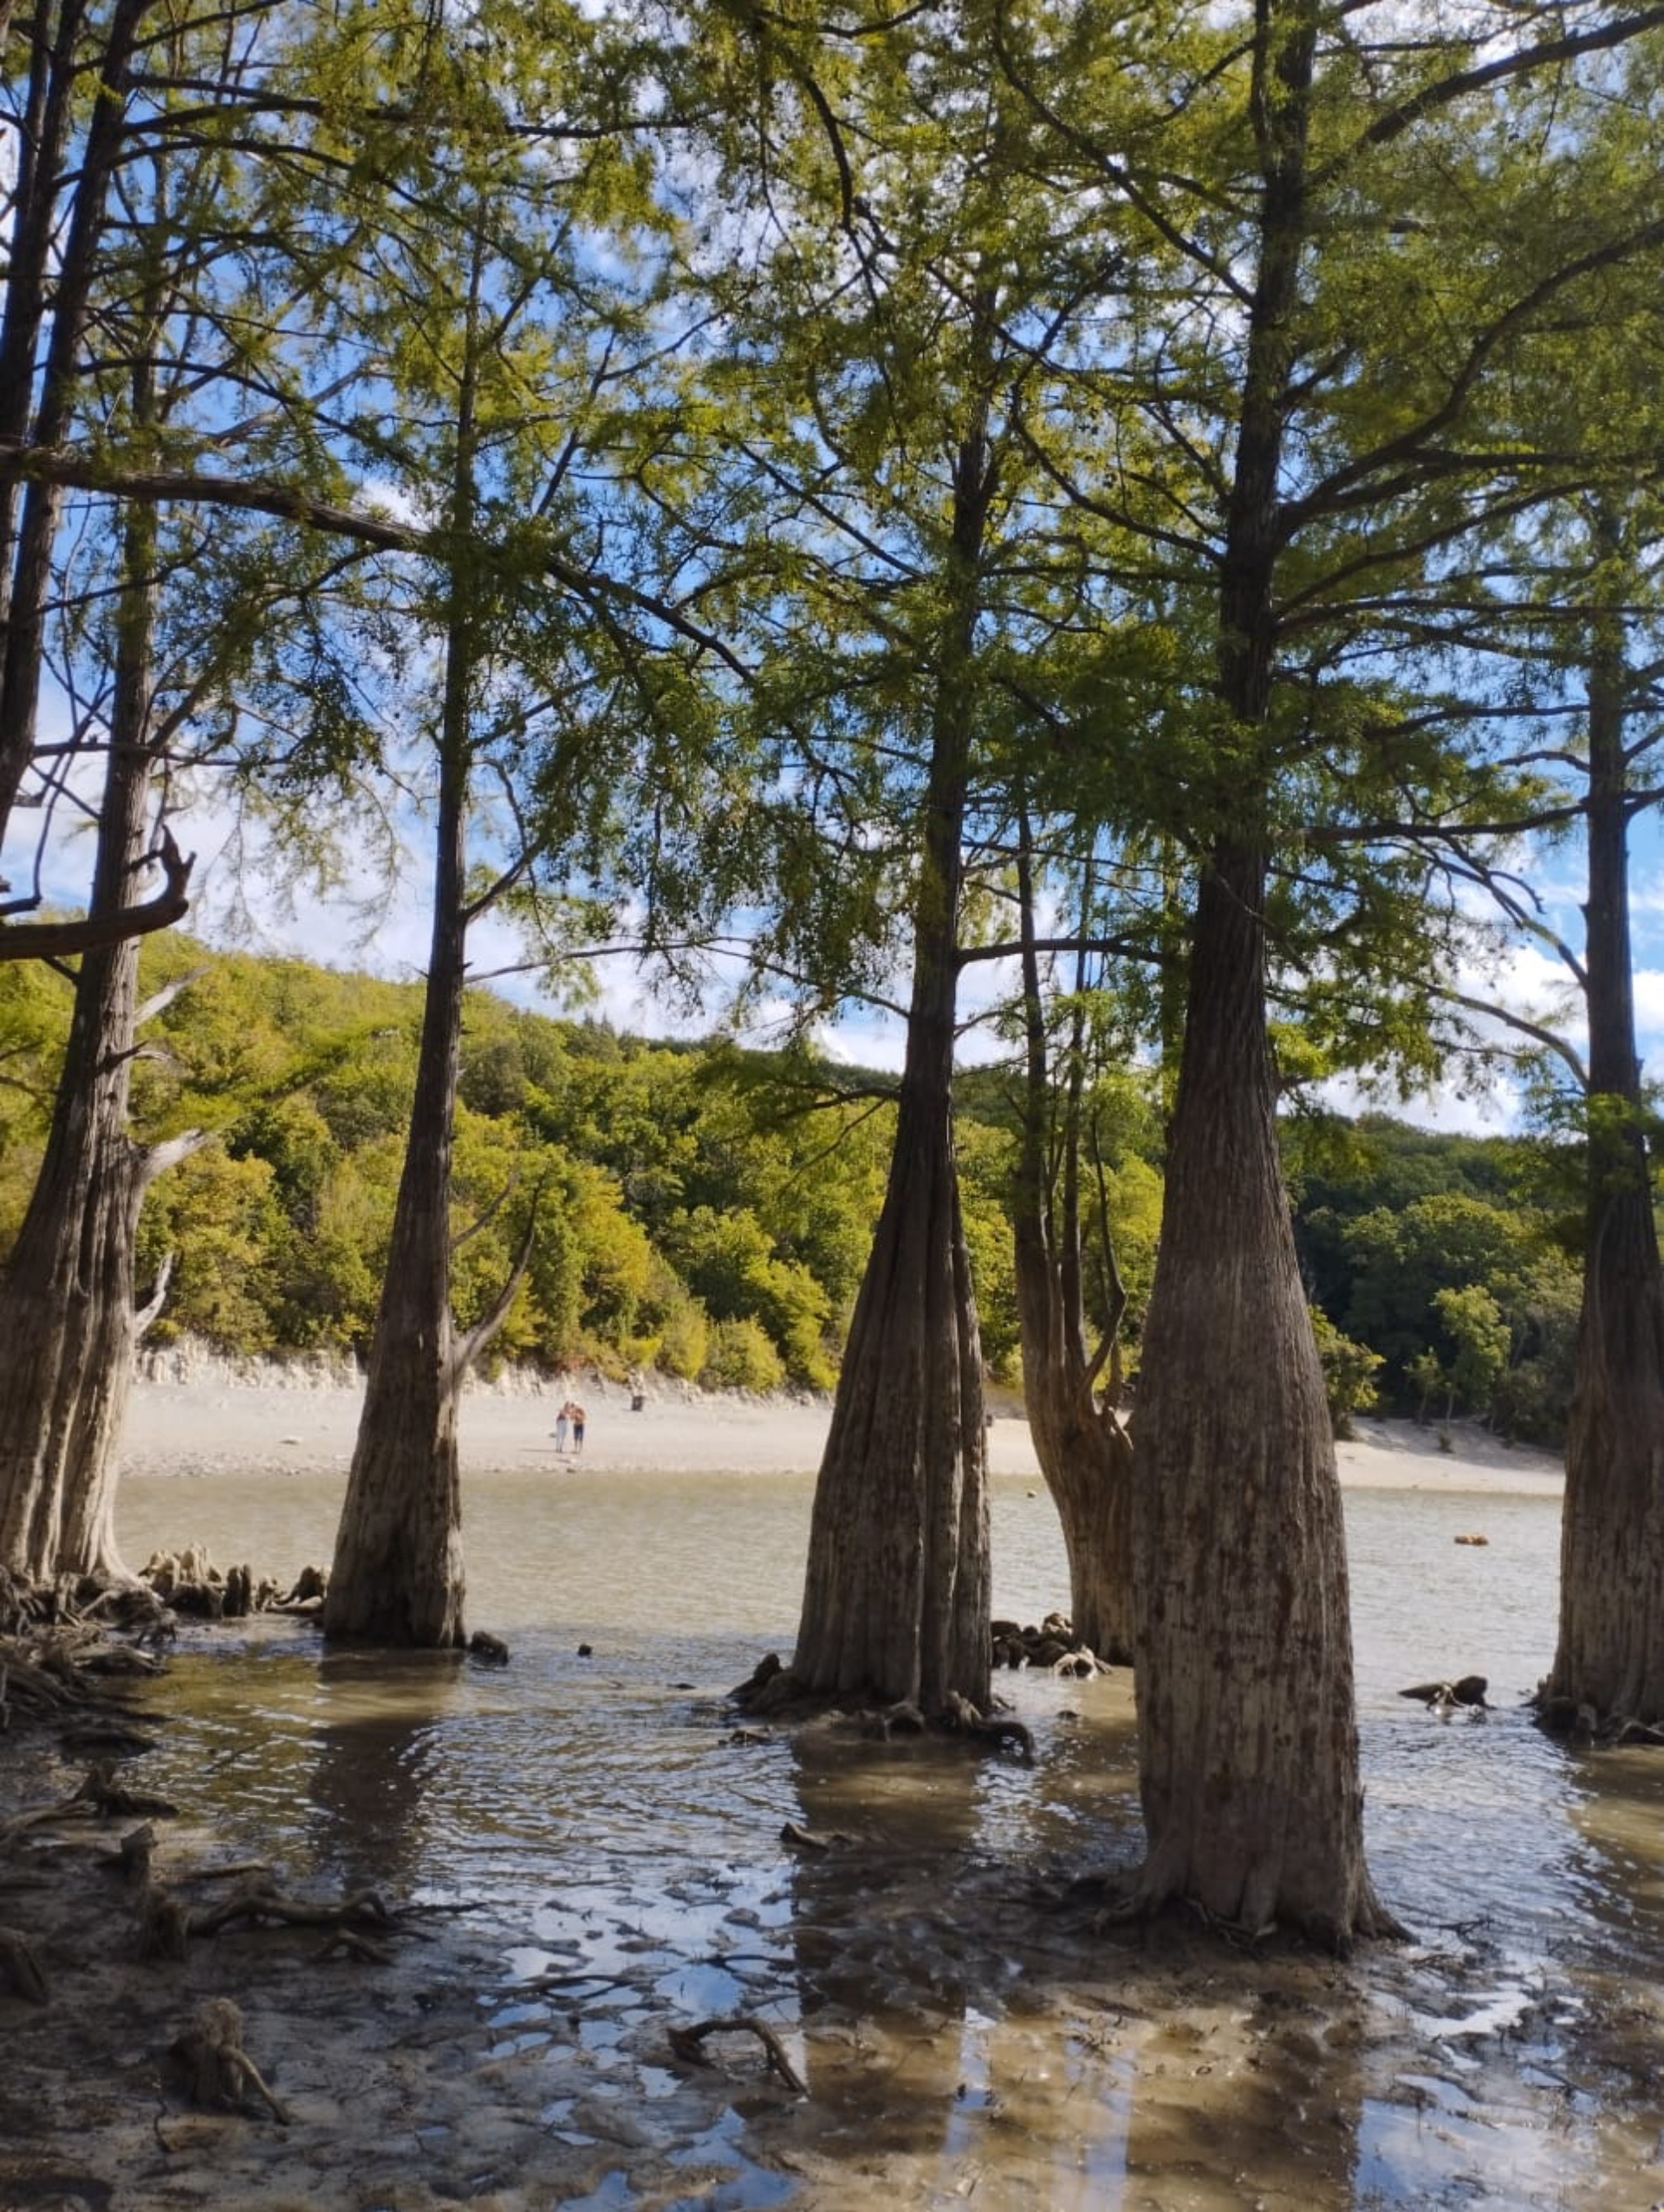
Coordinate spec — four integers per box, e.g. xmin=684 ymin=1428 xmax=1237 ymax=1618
xmin=791 ymin=1032 xmax=989 ymax=1709
xmin=1011 ymin=830 xmax=1133 ymax=1662
xmin=1132 ymin=843 xmax=1391 ymax=1942
xmin=1126 ymin=0 xmax=1392 ymax=1943
xmin=790 ymin=401 xmax=994 ymax=1714
xmin=0 ymin=512 xmax=167 ymax=1583
xmin=1544 ymin=611 xmax=1664 ymax=1728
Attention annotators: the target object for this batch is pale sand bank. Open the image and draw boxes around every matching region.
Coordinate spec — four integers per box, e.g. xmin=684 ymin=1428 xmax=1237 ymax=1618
xmin=118 ymin=1371 xmax=1564 ymax=1495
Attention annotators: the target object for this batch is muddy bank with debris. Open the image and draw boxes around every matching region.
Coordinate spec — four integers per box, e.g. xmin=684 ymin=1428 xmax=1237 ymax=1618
xmin=4 ymin=1557 xmax=1664 ymax=2212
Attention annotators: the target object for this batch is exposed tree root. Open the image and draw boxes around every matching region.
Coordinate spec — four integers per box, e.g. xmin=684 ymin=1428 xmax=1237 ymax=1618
xmin=0 ymin=1922 xmax=49 ymax=2001
xmin=0 ymin=1761 xmax=175 ymax=1853
xmin=731 ymin=1652 xmax=1036 ymax=1760
xmin=667 ymin=2014 xmax=806 ymax=2095
xmin=941 ymin=1693 xmax=1035 ymax=1763
xmin=991 ymin=1613 xmax=1116 ymax=1676
xmin=181 ymin=1875 xmax=392 ymax=1940
xmin=314 ymin=1926 xmax=394 ymax=1965
xmin=166 ymin=1998 xmax=289 ymax=2123
xmin=1536 ymin=1692 xmax=1664 ymax=1747
xmin=140 ymin=1884 xmax=192 ymax=1963
xmin=100 ymin=1822 xmax=156 ymax=1888
xmin=137 ymin=1869 xmax=458 ymax=1962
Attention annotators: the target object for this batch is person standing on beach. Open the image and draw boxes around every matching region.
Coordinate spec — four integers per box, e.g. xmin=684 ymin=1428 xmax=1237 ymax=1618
xmin=552 ymin=1406 xmax=569 ymax=1454
xmin=570 ymin=1402 xmax=586 ymax=1456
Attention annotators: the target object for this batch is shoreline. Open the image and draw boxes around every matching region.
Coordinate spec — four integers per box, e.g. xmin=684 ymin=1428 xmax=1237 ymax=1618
xmin=117 ymin=1371 xmax=1565 ymax=1497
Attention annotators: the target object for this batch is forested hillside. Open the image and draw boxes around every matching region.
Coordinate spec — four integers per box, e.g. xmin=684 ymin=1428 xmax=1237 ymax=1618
xmin=0 ymin=939 xmax=1585 ymax=1436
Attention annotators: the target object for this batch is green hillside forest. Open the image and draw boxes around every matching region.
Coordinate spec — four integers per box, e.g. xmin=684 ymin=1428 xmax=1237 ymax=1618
xmin=0 ymin=936 xmax=1583 ymax=1439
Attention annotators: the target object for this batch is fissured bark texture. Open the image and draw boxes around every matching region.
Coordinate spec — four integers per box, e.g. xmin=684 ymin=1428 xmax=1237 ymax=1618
xmin=1130 ymin=844 xmax=1396 ymax=1945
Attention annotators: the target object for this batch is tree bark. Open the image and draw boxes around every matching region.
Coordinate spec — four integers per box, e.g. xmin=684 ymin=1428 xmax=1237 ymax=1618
xmin=1544 ymin=582 xmax=1664 ymax=1727
xmin=321 ymin=734 xmax=471 ymax=1648
xmin=0 ymin=0 xmax=154 ymax=842
xmin=1011 ymin=824 xmax=1134 ymax=1662
xmin=323 ymin=223 xmax=491 ymax=1649
xmin=1132 ymin=843 xmax=1391 ymax=1942
xmin=0 ymin=496 xmax=173 ymax=1582
xmin=1125 ymin=0 xmax=1393 ymax=1944
xmin=790 ymin=393 xmax=995 ymax=1714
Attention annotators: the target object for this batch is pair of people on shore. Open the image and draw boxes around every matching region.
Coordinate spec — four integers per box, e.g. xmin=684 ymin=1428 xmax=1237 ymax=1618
xmin=552 ymin=1399 xmax=586 ymax=1456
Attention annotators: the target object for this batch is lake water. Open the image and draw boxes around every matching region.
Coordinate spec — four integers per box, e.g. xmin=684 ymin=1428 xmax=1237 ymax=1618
xmin=112 ymin=1466 xmax=1664 ymax=2209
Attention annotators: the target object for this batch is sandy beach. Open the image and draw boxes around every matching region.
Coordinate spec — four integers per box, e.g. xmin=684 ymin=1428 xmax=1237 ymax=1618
xmin=118 ymin=1363 xmax=1566 ymax=1495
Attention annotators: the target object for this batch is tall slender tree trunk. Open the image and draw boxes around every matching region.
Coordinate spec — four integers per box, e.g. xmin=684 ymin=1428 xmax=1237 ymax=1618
xmin=0 ymin=493 xmax=185 ymax=1582
xmin=1011 ymin=823 xmax=1133 ymax=1661
xmin=0 ymin=0 xmax=153 ymax=839
xmin=1127 ymin=0 xmax=1393 ymax=1943
xmin=790 ymin=400 xmax=996 ymax=1714
xmin=1544 ymin=589 xmax=1664 ymax=1729
xmin=322 ymin=737 xmax=472 ymax=1646
xmin=324 ymin=224 xmax=488 ymax=1649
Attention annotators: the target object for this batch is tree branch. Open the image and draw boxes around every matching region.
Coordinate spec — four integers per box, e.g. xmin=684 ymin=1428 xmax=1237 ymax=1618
xmin=0 ymin=827 xmax=192 ymax=963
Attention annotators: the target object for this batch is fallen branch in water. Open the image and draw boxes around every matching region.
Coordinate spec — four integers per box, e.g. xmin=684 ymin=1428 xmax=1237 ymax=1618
xmin=667 ymin=2014 xmax=806 ymax=2095
xmin=779 ymin=1820 xmax=855 ymax=1853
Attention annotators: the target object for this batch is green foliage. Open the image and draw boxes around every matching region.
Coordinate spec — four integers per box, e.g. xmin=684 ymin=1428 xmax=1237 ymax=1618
xmin=701 ymin=1316 xmax=786 ymax=1394
xmin=0 ymin=960 xmax=68 ymax=1246
xmin=59 ymin=939 xmax=889 ymax=1382
xmin=1290 ymin=1117 xmax=1585 ymax=1441
xmin=1310 ymin=1309 xmax=1381 ymax=1441
xmin=1432 ymin=1285 xmax=1511 ymax=1423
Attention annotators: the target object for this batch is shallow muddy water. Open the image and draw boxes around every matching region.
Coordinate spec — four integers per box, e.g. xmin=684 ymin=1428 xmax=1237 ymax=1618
xmin=110 ymin=1465 xmax=1664 ymax=2209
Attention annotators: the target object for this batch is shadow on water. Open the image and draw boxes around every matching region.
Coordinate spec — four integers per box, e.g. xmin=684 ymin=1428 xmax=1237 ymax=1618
xmin=305 ymin=1648 xmax=457 ymax=1891
xmin=115 ymin=1474 xmax=1664 ymax=2208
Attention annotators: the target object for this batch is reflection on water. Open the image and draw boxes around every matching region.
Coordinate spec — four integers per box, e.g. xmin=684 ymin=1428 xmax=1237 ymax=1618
xmin=115 ymin=1468 xmax=1664 ymax=2207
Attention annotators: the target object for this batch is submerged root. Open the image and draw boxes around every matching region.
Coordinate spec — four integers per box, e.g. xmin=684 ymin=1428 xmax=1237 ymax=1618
xmin=779 ymin=1820 xmax=855 ymax=1853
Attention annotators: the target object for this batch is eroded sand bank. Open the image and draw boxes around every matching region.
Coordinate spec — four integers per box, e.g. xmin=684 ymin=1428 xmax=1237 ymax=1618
xmin=118 ymin=1365 xmax=1564 ymax=1495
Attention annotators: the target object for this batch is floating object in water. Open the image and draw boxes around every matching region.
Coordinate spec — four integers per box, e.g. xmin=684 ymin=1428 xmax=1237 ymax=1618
xmin=1453 ymin=1532 xmax=1489 ymax=1546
